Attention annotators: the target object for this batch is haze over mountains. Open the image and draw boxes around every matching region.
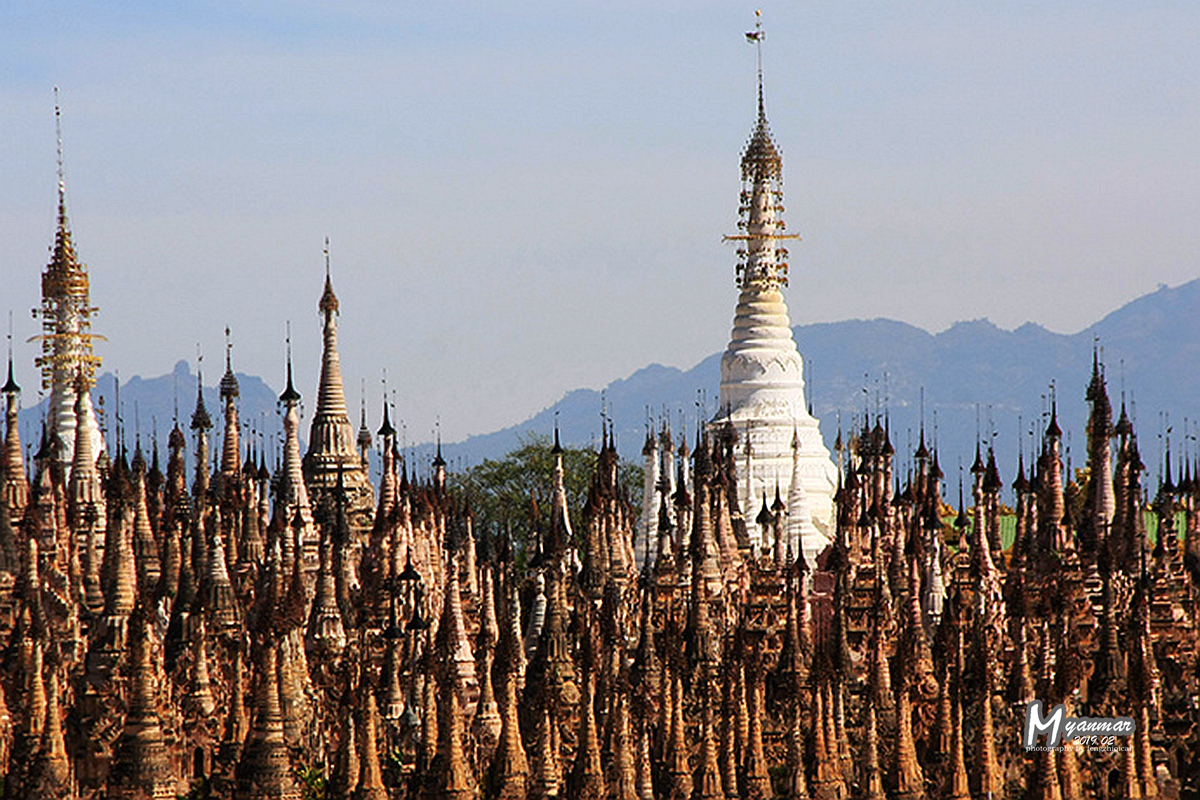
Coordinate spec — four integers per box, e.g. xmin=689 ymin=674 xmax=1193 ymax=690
xmin=456 ymin=279 xmax=1200 ymax=486
xmin=17 ymin=279 xmax=1200 ymax=499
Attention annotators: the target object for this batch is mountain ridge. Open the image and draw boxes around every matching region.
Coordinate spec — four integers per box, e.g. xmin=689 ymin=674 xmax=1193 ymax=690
xmin=15 ymin=279 xmax=1200 ymax=496
xmin=446 ymin=279 xmax=1200 ymax=486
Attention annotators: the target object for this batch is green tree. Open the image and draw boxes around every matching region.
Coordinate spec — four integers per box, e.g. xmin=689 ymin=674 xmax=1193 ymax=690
xmin=449 ymin=433 xmax=643 ymax=562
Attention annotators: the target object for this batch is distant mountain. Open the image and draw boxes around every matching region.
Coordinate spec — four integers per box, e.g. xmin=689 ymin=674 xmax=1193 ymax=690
xmin=16 ymin=360 xmax=282 ymax=467
xmin=16 ymin=281 xmax=1200 ymax=502
xmin=444 ymin=280 xmax=1200 ymax=498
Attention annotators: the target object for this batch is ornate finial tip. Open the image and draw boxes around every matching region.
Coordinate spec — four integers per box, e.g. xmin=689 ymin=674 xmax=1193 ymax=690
xmin=319 ymin=243 xmax=339 ymax=315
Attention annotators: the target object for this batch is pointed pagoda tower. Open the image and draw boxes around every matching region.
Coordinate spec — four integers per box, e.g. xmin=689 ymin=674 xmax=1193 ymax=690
xmin=303 ymin=241 xmax=375 ymax=532
xmin=37 ymin=92 xmax=104 ymax=469
xmin=714 ymin=19 xmax=837 ymax=559
xmin=2 ymin=346 xmax=30 ymax=523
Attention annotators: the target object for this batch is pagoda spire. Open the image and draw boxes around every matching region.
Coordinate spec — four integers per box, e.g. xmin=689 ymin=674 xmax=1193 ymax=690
xmin=487 ymin=559 xmax=529 ymax=799
xmin=2 ymin=349 xmax=28 ymax=532
xmin=219 ymin=327 xmax=241 ymax=482
xmin=305 ymin=502 xmax=346 ymax=657
xmin=276 ymin=334 xmax=314 ymax=554
xmin=473 ymin=564 xmax=502 ymax=765
xmin=693 ymin=679 xmax=724 ymax=800
xmin=663 ymin=672 xmax=692 ymax=799
xmin=69 ymin=369 xmax=107 ymax=615
xmin=235 ymin=641 xmax=303 ymax=799
xmin=191 ymin=361 xmax=212 ymax=499
xmin=28 ymin=668 xmax=71 ymax=796
xmin=354 ymin=686 xmax=388 ymax=800
xmin=305 ymin=240 xmax=375 ymax=526
xmin=1081 ymin=346 xmax=1115 ymax=557
xmin=436 ymin=551 xmax=478 ymax=799
xmin=716 ymin=16 xmax=838 ymax=551
xmin=356 ymin=385 xmax=372 ymax=467
xmin=108 ymin=608 xmax=175 ymax=798
xmin=38 ymin=89 xmax=104 ymax=468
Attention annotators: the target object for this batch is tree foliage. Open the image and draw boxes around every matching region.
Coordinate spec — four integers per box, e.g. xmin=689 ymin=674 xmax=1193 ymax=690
xmin=449 ymin=433 xmax=643 ymax=561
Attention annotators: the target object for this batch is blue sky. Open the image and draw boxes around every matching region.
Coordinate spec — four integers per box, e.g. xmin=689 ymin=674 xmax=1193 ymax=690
xmin=1 ymin=2 xmax=1197 ymax=441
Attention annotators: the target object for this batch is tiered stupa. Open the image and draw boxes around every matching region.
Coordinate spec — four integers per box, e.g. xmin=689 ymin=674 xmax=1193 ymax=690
xmin=303 ymin=243 xmax=375 ymax=532
xmin=714 ymin=36 xmax=837 ymax=561
xmin=37 ymin=96 xmax=104 ymax=468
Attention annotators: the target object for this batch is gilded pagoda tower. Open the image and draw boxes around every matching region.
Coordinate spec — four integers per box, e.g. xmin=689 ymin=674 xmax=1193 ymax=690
xmin=302 ymin=246 xmax=375 ymax=531
xmin=37 ymin=99 xmax=104 ymax=469
xmin=714 ymin=40 xmax=837 ymax=561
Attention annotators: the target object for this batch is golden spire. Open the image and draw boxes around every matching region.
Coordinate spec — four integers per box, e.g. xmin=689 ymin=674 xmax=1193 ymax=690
xmin=37 ymin=88 xmax=104 ymax=467
xmin=740 ymin=11 xmax=782 ymax=185
xmin=306 ymin=240 xmax=373 ymax=525
xmin=2 ymin=318 xmax=29 ymax=521
xmin=108 ymin=610 xmax=175 ymax=798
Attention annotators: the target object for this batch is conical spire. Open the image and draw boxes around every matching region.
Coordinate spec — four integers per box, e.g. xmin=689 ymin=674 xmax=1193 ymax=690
xmin=692 ymin=679 xmax=724 ymax=800
xmin=437 ymin=547 xmax=477 ymax=697
xmin=718 ymin=21 xmax=838 ymax=546
xmin=28 ymin=667 xmax=72 ymax=797
xmin=68 ymin=370 xmax=105 ymax=519
xmin=219 ymin=328 xmax=242 ymax=484
xmin=191 ymin=368 xmax=212 ymax=434
xmin=356 ymin=391 xmax=372 ymax=466
xmin=893 ymin=668 xmax=926 ymax=800
xmin=1 ymin=345 xmax=18 ymax=396
xmin=353 ymin=688 xmax=388 ymax=800
xmin=100 ymin=474 xmax=136 ymax=621
xmin=859 ymin=697 xmax=884 ymax=800
xmin=200 ymin=521 xmax=240 ymax=632
xmin=944 ymin=672 xmax=970 ymax=800
xmin=664 ymin=671 xmax=692 ymax=799
xmin=305 ymin=242 xmax=374 ymax=523
xmin=742 ymin=657 xmax=772 ymax=799
xmin=191 ymin=365 xmax=212 ymax=503
xmin=568 ymin=664 xmax=603 ymax=800
xmin=325 ymin=682 xmax=358 ymax=798
xmin=305 ymin=512 xmax=346 ymax=657
xmin=217 ymin=642 xmax=250 ymax=772
xmin=473 ymin=566 xmax=502 ymax=766
xmin=741 ymin=13 xmax=781 ymax=186
xmin=1 ymin=342 xmax=29 ymax=524
xmin=436 ymin=599 xmax=478 ymax=799
xmin=235 ymin=641 xmax=302 ymax=799
xmin=529 ymin=702 xmax=561 ymax=800
xmin=131 ymin=454 xmax=161 ymax=591
xmin=276 ymin=341 xmax=313 ymax=555
xmin=108 ymin=609 xmax=175 ymax=799
xmin=487 ymin=594 xmax=529 ymax=799
xmin=38 ymin=91 xmax=104 ymax=468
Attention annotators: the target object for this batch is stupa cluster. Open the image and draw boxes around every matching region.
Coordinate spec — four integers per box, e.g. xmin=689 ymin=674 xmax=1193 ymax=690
xmin=2 ymin=55 xmax=1199 ymax=800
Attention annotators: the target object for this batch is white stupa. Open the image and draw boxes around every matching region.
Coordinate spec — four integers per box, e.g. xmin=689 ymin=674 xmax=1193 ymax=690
xmin=714 ymin=61 xmax=838 ymax=564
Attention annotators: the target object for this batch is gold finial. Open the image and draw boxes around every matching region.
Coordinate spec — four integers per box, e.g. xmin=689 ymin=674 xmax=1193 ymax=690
xmin=319 ymin=237 xmax=339 ymax=316
xmin=745 ymin=11 xmax=765 ymax=115
xmin=54 ymin=86 xmax=65 ymax=205
xmin=280 ymin=320 xmax=300 ymax=404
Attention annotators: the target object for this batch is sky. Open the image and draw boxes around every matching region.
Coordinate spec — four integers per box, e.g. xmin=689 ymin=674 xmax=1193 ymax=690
xmin=1 ymin=2 xmax=1197 ymax=443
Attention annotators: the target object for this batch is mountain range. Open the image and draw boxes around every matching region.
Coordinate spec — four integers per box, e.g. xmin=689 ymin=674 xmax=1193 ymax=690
xmin=16 ymin=279 xmax=1200 ymax=500
xmin=447 ymin=279 xmax=1200 ymax=493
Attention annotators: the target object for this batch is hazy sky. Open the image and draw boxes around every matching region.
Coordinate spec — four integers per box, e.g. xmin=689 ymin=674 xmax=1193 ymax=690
xmin=2 ymin=2 xmax=1197 ymax=442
